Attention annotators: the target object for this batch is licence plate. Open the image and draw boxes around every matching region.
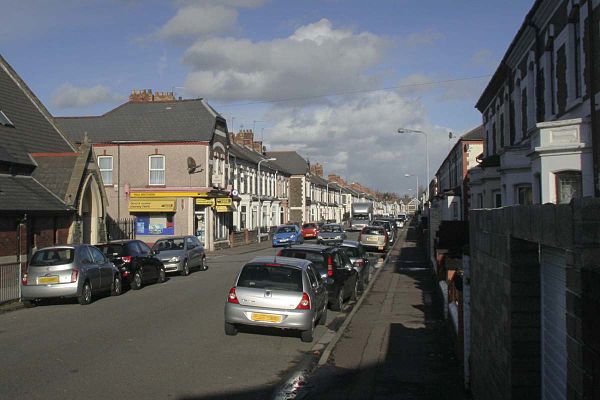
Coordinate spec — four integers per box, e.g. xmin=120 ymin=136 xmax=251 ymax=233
xmin=378 ymin=246 xmax=384 ymax=250
xmin=251 ymin=313 xmax=283 ymax=323
xmin=38 ymin=276 xmax=59 ymax=284
xmin=366 ymin=237 xmax=377 ymax=242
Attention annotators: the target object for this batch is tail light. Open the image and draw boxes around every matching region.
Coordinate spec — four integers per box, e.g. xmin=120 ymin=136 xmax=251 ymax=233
xmin=276 ymin=250 xmax=283 ymax=256
xmin=327 ymin=256 xmax=334 ymax=277
xmin=228 ymin=287 xmax=239 ymax=304
xmin=70 ymin=269 xmax=79 ymax=283
xmin=121 ymin=256 xmax=133 ymax=263
xmin=295 ymin=292 xmax=311 ymax=310
xmin=21 ymin=273 xmax=28 ymax=285
xmin=354 ymin=259 xmax=364 ymax=267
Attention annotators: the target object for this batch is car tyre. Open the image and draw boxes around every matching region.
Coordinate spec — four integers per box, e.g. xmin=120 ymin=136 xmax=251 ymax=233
xmin=131 ymin=270 xmax=143 ymax=290
xmin=111 ymin=274 xmax=122 ymax=296
xmin=350 ymin=278 xmax=359 ymax=301
xmin=199 ymin=257 xmax=208 ymax=271
xmin=300 ymin=323 xmax=314 ymax=343
xmin=78 ymin=281 xmax=92 ymax=305
xmin=318 ymin=306 xmax=327 ymax=325
xmin=180 ymin=260 xmax=190 ymax=276
xmin=157 ymin=268 xmax=166 ymax=283
xmin=224 ymin=322 xmax=238 ymax=336
xmin=330 ymin=288 xmax=344 ymax=311
xmin=23 ymin=299 xmax=38 ymax=308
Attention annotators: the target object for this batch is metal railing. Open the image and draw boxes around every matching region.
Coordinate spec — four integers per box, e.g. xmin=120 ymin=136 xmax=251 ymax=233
xmin=0 ymin=263 xmax=21 ymax=304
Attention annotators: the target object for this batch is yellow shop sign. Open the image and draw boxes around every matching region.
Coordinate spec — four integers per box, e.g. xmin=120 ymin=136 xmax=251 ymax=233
xmin=215 ymin=205 xmax=231 ymax=213
xmin=195 ymin=198 xmax=215 ymax=206
xmin=129 ymin=198 xmax=176 ymax=212
xmin=131 ymin=191 xmax=208 ymax=198
xmin=215 ymin=197 xmax=232 ymax=206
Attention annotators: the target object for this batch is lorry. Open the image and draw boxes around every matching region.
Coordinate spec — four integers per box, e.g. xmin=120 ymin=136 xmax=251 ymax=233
xmin=349 ymin=202 xmax=373 ymax=231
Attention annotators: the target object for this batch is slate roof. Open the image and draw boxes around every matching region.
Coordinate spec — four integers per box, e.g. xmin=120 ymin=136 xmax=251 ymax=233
xmin=461 ymin=125 xmax=484 ymax=141
xmin=56 ymin=99 xmax=221 ymax=143
xmin=31 ymin=154 xmax=78 ymax=201
xmin=0 ymin=174 xmax=71 ymax=212
xmin=310 ymin=174 xmax=329 ymax=188
xmin=266 ymin=151 xmax=309 ymax=175
xmin=0 ymin=54 xmax=75 ymax=166
xmin=230 ymin=143 xmax=288 ymax=174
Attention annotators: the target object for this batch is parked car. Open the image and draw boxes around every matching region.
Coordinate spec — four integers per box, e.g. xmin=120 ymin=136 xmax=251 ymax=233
xmin=278 ymin=244 xmax=359 ymax=311
xmin=97 ymin=240 xmax=166 ymax=290
xmin=394 ymin=217 xmax=405 ymax=229
xmin=272 ymin=224 xmax=303 ymax=247
xmin=359 ymin=226 xmax=388 ymax=252
xmin=21 ymin=245 xmax=122 ymax=305
xmin=340 ymin=241 xmax=371 ymax=293
xmin=152 ymin=236 xmax=206 ymax=276
xmin=301 ymin=223 xmax=319 ymax=239
xmin=371 ymin=219 xmax=395 ymax=244
xmin=224 ymin=256 xmax=328 ymax=342
xmin=317 ymin=223 xmax=347 ymax=245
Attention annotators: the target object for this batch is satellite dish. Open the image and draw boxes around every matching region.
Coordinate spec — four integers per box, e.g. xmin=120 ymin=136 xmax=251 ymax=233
xmin=187 ymin=157 xmax=202 ymax=174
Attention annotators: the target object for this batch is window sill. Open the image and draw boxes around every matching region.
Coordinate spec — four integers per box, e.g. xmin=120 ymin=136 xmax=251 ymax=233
xmin=147 ymin=185 xmax=166 ymax=188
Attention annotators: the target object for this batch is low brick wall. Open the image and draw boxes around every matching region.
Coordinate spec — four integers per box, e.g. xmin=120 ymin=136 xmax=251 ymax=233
xmin=468 ymin=199 xmax=600 ymax=400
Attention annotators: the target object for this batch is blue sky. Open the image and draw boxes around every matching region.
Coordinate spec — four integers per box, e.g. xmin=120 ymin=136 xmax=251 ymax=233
xmin=0 ymin=0 xmax=534 ymax=194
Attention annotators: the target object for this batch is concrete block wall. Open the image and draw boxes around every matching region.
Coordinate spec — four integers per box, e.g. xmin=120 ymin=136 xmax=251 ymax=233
xmin=469 ymin=198 xmax=600 ymax=400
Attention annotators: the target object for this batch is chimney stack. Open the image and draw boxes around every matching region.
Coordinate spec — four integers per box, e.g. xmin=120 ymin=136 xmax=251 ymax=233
xmin=129 ymin=89 xmax=176 ymax=103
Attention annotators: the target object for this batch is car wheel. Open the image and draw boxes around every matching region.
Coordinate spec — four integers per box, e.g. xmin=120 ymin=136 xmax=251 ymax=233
xmin=78 ymin=281 xmax=92 ymax=305
xmin=224 ymin=322 xmax=238 ymax=336
xmin=157 ymin=268 xmax=166 ymax=283
xmin=350 ymin=278 xmax=359 ymax=301
xmin=330 ymin=288 xmax=344 ymax=311
xmin=318 ymin=306 xmax=327 ymax=325
xmin=300 ymin=322 xmax=314 ymax=342
xmin=111 ymin=274 xmax=122 ymax=296
xmin=199 ymin=257 xmax=207 ymax=271
xmin=180 ymin=260 xmax=190 ymax=276
xmin=23 ymin=299 xmax=38 ymax=308
xmin=131 ymin=270 xmax=142 ymax=290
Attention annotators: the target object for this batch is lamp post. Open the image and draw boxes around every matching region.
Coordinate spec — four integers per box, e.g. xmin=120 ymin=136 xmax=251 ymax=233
xmin=257 ymin=157 xmax=276 ymax=243
xmin=404 ymin=173 xmax=418 ymax=205
xmin=326 ymin=182 xmax=332 ymax=221
xmin=398 ymin=128 xmax=430 ymax=201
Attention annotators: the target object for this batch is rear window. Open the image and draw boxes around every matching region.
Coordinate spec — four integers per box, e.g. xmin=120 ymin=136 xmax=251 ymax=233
xmin=302 ymin=223 xmax=316 ymax=229
xmin=237 ymin=264 xmax=303 ymax=292
xmin=30 ymin=249 xmax=74 ymax=266
xmin=280 ymin=250 xmax=326 ymax=273
xmin=353 ymin=215 xmax=370 ymax=221
xmin=98 ymin=244 xmax=126 ymax=257
xmin=321 ymin=225 xmax=342 ymax=232
xmin=276 ymin=226 xmax=296 ymax=234
xmin=153 ymin=238 xmax=185 ymax=251
xmin=362 ymin=227 xmax=385 ymax=235
xmin=372 ymin=221 xmax=389 ymax=228
xmin=341 ymin=246 xmax=361 ymax=257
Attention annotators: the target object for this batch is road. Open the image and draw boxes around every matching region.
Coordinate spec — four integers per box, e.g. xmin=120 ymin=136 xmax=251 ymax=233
xmin=0 ymin=233 xmax=378 ymax=400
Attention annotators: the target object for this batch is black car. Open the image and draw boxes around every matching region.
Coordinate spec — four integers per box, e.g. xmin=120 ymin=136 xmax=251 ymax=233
xmin=339 ymin=241 xmax=371 ymax=293
xmin=98 ymin=240 xmax=166 ymax=290
xmin=278 ymin=244 xmax=359 ymax=311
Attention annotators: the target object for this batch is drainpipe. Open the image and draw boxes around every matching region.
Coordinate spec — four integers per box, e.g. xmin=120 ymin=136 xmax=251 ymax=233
xmin=587 ymin=0 xmax=599 ymax=196
xmin=117 ymin=143 xmax=121 ymax=220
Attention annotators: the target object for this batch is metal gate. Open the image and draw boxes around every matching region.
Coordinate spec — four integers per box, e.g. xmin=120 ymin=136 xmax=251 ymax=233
xmin=0 ymin=263 xmax=21 ymax=304
xmin=541 ymin=246 xmax=567 ymax=400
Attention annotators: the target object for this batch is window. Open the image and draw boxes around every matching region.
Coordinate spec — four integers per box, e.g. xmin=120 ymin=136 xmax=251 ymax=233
xmin=240 ymin=205 xmax=247 ymax=230
xmin=0 ymin=110 xmax=14 ymax=127
xmin=556 ymin=171 xmax=582 ymax=204
xmin=89 ymin=246 xmax=106 ymax=264
xmin=515 ymin=184 xmax=532 ymax=205
xmin=492 ymin=190 xmax=502 ymax=208
xmin=452 ymin=202 xmax=459 ymax=219
xmin=149 ymin=155 xmax=165 ymax=185
xmin=98 ymin=156 xmax=113 ymax=185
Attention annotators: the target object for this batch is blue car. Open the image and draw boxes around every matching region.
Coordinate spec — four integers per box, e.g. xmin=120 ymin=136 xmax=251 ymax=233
xmin=272 ymin=225 xmax=304 ymax=247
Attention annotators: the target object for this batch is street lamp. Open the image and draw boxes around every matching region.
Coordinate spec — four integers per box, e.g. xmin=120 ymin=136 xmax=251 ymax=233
xmin=404 ymin=173 xmax=418 ymax=203
xmin=257 ymin=157 xmax=276 ymax=243
xmin=398 ymin=128 xmax=429 ymax=201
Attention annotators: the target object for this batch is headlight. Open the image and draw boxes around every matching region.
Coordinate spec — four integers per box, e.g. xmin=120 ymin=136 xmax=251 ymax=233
xmin=335 ymin=235 xmax=341 ymax=239
xmin=318 ymin=236 xmax=323 ymax=240
xmin=169 ymin=256 xmax=180 ymax=263
xmin=290 ymin=234 xmax=296 ymax=239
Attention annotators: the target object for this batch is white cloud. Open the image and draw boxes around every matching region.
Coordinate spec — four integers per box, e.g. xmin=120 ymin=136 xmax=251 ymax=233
xmin=182 ymin=18 xmax=388 ymax=102
xmin=51 ymin=83 xmax=122 ymax=109
xmin=154 ymin=4 xmax=238 ymax=41
xmin=262 ymin=91 xmax=453 ymax=193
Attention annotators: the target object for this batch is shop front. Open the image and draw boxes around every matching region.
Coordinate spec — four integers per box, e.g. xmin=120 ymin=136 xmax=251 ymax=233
xmin=128 ymin=197 xmax=178 ymax=245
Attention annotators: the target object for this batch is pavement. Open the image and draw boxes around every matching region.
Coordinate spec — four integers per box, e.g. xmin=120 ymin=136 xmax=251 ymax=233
xmin=295 ymin=223 xmax=468 ymax=400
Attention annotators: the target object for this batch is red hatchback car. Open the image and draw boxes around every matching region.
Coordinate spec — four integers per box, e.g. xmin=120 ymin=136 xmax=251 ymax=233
xmin=301 ymin=223 xmax=319 ymax=239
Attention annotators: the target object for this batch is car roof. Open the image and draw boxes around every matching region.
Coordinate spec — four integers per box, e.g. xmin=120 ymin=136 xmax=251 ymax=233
xmin=103 ymin=239 xmax=138 ymax=244
xmin=362 ymin=225 xmax=386 ymax=231
xmin=280 ymin=244 xmax=338 ymax=254
xmin=154 ymin=236 xmax=190 ymax=241
xmin=322 ymin=223 xmax=342 ymax=227
xmin=247 ymin=256 xmax=311 ymax=269
xmin=277 ymin=224 xmax=298 ymax=228
xmin=36 ymin=245 xmax=78 ymax=251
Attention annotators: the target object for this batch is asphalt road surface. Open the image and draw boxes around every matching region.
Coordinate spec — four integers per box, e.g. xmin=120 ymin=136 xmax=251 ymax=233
xmin=0 ymin=232 xmax=377 ymax=400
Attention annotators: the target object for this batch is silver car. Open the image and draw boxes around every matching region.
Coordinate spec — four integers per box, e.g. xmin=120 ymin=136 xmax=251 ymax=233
xmin=224 ymin=256 xmax=328 ymax=342
xmin=152 ymin=236 xmax=206 ymax=275
xmin=317 ymin=224 xmax=347 ymax=245
xmin=340 ymin=240 xmax=371 ymax=293
xmin=21 ymin=245 xmax=122 ymax=305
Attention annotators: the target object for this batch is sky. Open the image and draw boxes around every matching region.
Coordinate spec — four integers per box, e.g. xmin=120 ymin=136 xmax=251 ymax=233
xmin=0 ymin=0 xmax=534 ymax=195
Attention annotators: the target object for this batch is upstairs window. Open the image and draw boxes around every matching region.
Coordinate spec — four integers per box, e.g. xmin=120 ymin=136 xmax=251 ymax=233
xmin=556 ymin=171 xmax=582 ymax=204
xmin=0 ymin=110 xmax=14 ymax=127
xmin=515 ymin=184 xmax=532 ymax=205
xmin=97 ymin=156 xmax=113 ymax=185
xmin=149 ymin=155 xmax=165 ymax=185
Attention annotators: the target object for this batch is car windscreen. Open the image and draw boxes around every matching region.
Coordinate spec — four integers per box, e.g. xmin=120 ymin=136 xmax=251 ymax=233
xmin=30 ymin=248 xmax=74 ymax=266
xmin=353 ymin=215 xmax=370 ymax=220
xmin=153 ymin=238 xmax=185 ymax=251
xmin=98 ymin=244 xmax=126 ymax=257
xmin=237 ymin=264 xmax=303 ymax=292
xmin=321 ymin=225 xmax=342 ymax=233
xmin=341 ymin=246 xmax=361 ymax=257
xmin=372 ymin=221 xmax=389 ymax=229
xmin=276 ymin=226 xmax=295 ymax=234
xmin=302 ymin=223 xmax=316 ymax=229
xmin=279 ymin=250 xmax=326 ymax=274
xmin=362 ymin=227 xmax=385 ymax=235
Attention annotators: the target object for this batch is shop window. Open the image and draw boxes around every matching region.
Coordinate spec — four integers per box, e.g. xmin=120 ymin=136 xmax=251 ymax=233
xmin=240 ymin=206 xmax=247 ymax=230
xmin=556 ymin=171 xmax=582 ymax=204
xmin=515 ymin=184 xmax=533 ymax=205
xmin=135 ymin=213 xmax=174 ymax=235
xmin=98 ymin=156 xmax=113 ymax=185
xmin=149 ymin=155 xmax=165 ymax=185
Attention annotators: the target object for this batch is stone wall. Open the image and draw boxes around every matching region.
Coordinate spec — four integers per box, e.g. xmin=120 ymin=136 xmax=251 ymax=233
xmin=469 ymin=198 xmax=600 ymax=400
